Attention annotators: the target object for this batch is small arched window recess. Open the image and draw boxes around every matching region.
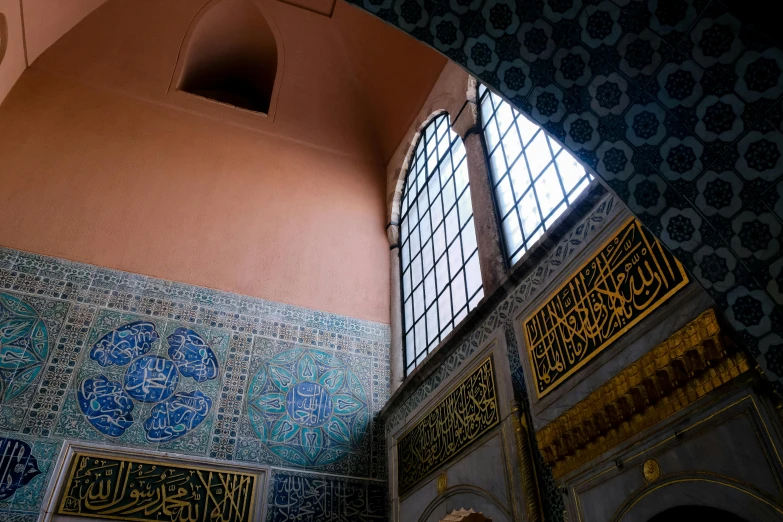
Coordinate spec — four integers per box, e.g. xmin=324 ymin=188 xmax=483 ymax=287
xmin=176 ymin=0 xmax=278 ymax=115
xmin=400 ymin=114 xmax=483 ymax=376
xmin=479 ymin=84 xmax=593 ymax=266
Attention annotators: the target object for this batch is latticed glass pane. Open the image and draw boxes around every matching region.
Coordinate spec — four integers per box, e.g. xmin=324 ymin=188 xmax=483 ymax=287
xmin=479 ymin=84 xmax=592 ymax=266
xmin=399 ymin=114 xmax=483 ymax=376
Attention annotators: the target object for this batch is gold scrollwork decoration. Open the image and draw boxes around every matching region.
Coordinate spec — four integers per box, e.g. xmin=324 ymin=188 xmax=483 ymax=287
xmin=397 ymin=356 xmax=500 ymax=495
xmin=523 ymin=217 xmax=689 ymax=398
xmin=57 ymin=451 xmax=257 ymax=522
xmin=536 ymin=308 xmax=751 ymax=478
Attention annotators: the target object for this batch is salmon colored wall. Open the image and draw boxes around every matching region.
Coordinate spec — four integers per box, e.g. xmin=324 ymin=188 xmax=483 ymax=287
xmin=0 ymin=0 xmax=444 ymax=323
xmin=22 ymin=0 xmax=107 ymax=64
xmin=333 ymin=1 xmax=446 ymax=163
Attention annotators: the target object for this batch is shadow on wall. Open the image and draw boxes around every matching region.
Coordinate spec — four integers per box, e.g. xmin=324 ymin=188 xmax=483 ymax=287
xmin=177 ymin=0 xmax=277 ymax=114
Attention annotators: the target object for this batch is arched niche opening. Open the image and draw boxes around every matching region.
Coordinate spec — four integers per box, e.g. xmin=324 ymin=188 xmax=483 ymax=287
xmin=648 ymin=506 xmax=746 ymax=522
xmin=177 ymin=0 xmax=278 ymax=114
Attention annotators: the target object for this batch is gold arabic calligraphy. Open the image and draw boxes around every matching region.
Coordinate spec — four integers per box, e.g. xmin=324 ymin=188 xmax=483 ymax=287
xmin=524 ymin=218 xmax=688 ymax=398
xmin=397 ymin=356 xmax=500 ymax=495
xmin=57 ymin=453 xmax=256 ymax=522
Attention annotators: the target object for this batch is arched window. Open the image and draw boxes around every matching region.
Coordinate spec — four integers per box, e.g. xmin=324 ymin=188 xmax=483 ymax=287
xmin=479 ymin=85 xmax=592 ymax=265
xmin=399 ymin=114 xmax=483 ymax=376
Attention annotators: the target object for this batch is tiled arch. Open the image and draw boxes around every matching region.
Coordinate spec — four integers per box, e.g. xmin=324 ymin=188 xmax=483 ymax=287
xmin=351 ymin=0 xmax=783 ymax=390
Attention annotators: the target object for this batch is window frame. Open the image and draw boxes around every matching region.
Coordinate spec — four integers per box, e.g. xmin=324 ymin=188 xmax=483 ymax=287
xmin=477 ymin=84 xmax=593 ymax=267
xmin=398 ymin=113 xmax=483 ymax=377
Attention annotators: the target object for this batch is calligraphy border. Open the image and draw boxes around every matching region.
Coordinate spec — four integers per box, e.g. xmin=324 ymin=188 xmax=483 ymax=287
xmin=56 ymin=450 xmax=259 ymax=522
xmin=522 ymin=217 xmax=689 ymax=399
xmin=397 ymin=353 xmax=501 ymax=496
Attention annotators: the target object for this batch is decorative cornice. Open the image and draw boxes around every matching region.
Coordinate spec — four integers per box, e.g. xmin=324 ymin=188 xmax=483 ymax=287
xmin=536 ymin=308 xmax=751 ymax=479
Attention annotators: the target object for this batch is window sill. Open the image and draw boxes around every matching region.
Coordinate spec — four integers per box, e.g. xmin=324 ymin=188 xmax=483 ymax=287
xmin=380 ymin=180 xmax=608 ymax=421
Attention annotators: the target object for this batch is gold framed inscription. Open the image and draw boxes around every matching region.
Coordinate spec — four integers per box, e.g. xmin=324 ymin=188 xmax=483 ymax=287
xmin=524 ymin=217 xmax=689 ymax=398
xmin=57 ymin=451 xmax=257 ymax=522
xmin=397 ymin=355 xmax=500 ymax=495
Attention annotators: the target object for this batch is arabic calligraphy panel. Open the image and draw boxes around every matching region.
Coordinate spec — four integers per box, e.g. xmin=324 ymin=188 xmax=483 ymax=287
xmin=0 ymin=437 xmax=41 ymax=501
xmin=57 ymin=451 xmax=258 ymax=522
xmin=397 ymin=356 xmax=500 ymax=495
xmin=268 ymin=470 xmax=386 ymax=522
xmin=523 ymin=218 xmax=689 ymax=398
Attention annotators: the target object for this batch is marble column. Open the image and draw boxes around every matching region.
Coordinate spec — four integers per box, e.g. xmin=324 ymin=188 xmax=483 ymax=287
xmin=460 ymin=126 xmax=506 ymax=297
xmin=387 ymin=223 xmax=404 ymax=395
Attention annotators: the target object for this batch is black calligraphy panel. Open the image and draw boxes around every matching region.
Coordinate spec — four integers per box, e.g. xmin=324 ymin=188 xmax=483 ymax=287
xmin=397 ymin=356 xmax=500 ymax=495
xmin=524 ymin=218 xmax=689 ymax=398
xmin=268 ymin=471 xmax=386 ymax=522
xmin=57 ymin=452 xmax=257 ymax=522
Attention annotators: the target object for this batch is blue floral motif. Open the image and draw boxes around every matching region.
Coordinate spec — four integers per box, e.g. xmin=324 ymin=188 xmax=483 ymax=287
xmin=123 ymin=355 xmax=179 ymax=403
xmin=89 ymin=321 xmax=158 ymax=367
xmin=143 ymin=391 xmax=212 ymax=442
xmin=79 ymin=321 xmax=217 ymax=442
xmin=0 ymin=437 xmax=41 ymax=500
xmin=167 ymin=327 xmax=218 ymax=383
xmin=0 ymin=293 xmax=48 ymax=403
xmin=248 ymin=347 xmax=370 ymax=467
xmin=78 ymin=375 xmax=135 ymax=437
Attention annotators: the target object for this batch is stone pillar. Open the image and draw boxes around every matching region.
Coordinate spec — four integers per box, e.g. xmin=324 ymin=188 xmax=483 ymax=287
xmin=387 ymin=223 xmax=404 ymax=395
xmin=460 ymin=127 xmax=506 ymax=297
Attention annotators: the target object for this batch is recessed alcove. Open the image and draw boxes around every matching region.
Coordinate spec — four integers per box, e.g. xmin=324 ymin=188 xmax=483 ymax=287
xmin=177 ymin=0 xmax=278 ymax=114
xmin=0 ymin=13 xmax=8 ymax=66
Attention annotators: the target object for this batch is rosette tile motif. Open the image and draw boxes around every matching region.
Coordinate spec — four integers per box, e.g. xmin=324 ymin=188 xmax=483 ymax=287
xmin=78 ymin=322 xmax=217 ymax=442
xmin=247 ymin=347 xmax=370 ymax=467
xmin=0 ymin=293 xmax=49 ymax=403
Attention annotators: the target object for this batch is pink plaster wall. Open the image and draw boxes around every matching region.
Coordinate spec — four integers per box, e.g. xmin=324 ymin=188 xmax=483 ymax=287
xmin=0 ymin=0 xmax=444 ymax=323
xmin=22 ymin=0 xmax=107 ymax=63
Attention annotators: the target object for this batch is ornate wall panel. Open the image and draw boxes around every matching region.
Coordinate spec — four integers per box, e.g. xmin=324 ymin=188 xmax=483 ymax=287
xmin=385 ymin=191 xmax=622 ymax=522
xmin=524 ymin=217 xmax=688 ymax=397
xmin=348 ymin=0 xmax=783 ymax=392
xmin=267 ymin=470 xmax=387 ymax=522
xmin=0 ymin=245 xmax=389 ymax=521
xmin=57 ymin=450 xmax=259 ymax=522
xmin=397 ymin=355 xmax=500 ymax=494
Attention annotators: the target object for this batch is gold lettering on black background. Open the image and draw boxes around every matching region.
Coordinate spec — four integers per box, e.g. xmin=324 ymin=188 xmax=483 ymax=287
xmin=57 ymin=452 xmax=256 ymax=522
xmin=524 ymin=218 xmax=688 ymax=398
xmin=397 ymin=356 xmax=500 ymax=495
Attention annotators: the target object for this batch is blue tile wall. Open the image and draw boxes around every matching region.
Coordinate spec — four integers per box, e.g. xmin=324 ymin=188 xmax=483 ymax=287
xmin=348 ymin=0 xmax=783 ymax=395
xmin=0 ymin=245 xmax=389 ymax=521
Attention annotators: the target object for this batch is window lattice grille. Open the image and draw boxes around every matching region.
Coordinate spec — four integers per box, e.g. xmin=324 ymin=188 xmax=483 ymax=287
xmin=399 ymin=114 xmax=483 ymax=376
xmin=479 ymin=84 xmax=592 ymax=266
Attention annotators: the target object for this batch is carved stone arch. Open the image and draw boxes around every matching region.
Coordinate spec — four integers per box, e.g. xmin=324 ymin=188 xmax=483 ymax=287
xmin=610 ymin=475 xmax=783 ymax=522
xmin=389 ymin=109 xmax=449 ymax=229
xmin=418 ymin=485 xmax=511 ymax=522
xmin=440 ymin=508 xmax=492 ymax=522
xmin=387 ymin=66 xmax=479 ymax=229
xmin=169 ymin=0 xmax=284 ymax=120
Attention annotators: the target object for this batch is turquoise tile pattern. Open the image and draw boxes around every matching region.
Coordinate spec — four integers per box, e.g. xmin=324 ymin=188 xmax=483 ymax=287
xmin=0 ymin=245 xmax=389 ymax=520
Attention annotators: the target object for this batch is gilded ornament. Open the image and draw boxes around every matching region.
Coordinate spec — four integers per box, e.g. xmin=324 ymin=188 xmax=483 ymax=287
xmin=536 ymin=308 xmax=750 ymax=478
xmin=642 ymin=459 xmax=660 ymax=482
xmin=437 ymin=472 xmax=448 ymax=495
xmin=523 ymin=218 xmax=689 ymax=398
xmin=58 ymin=451 xmax=257 ymax=522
